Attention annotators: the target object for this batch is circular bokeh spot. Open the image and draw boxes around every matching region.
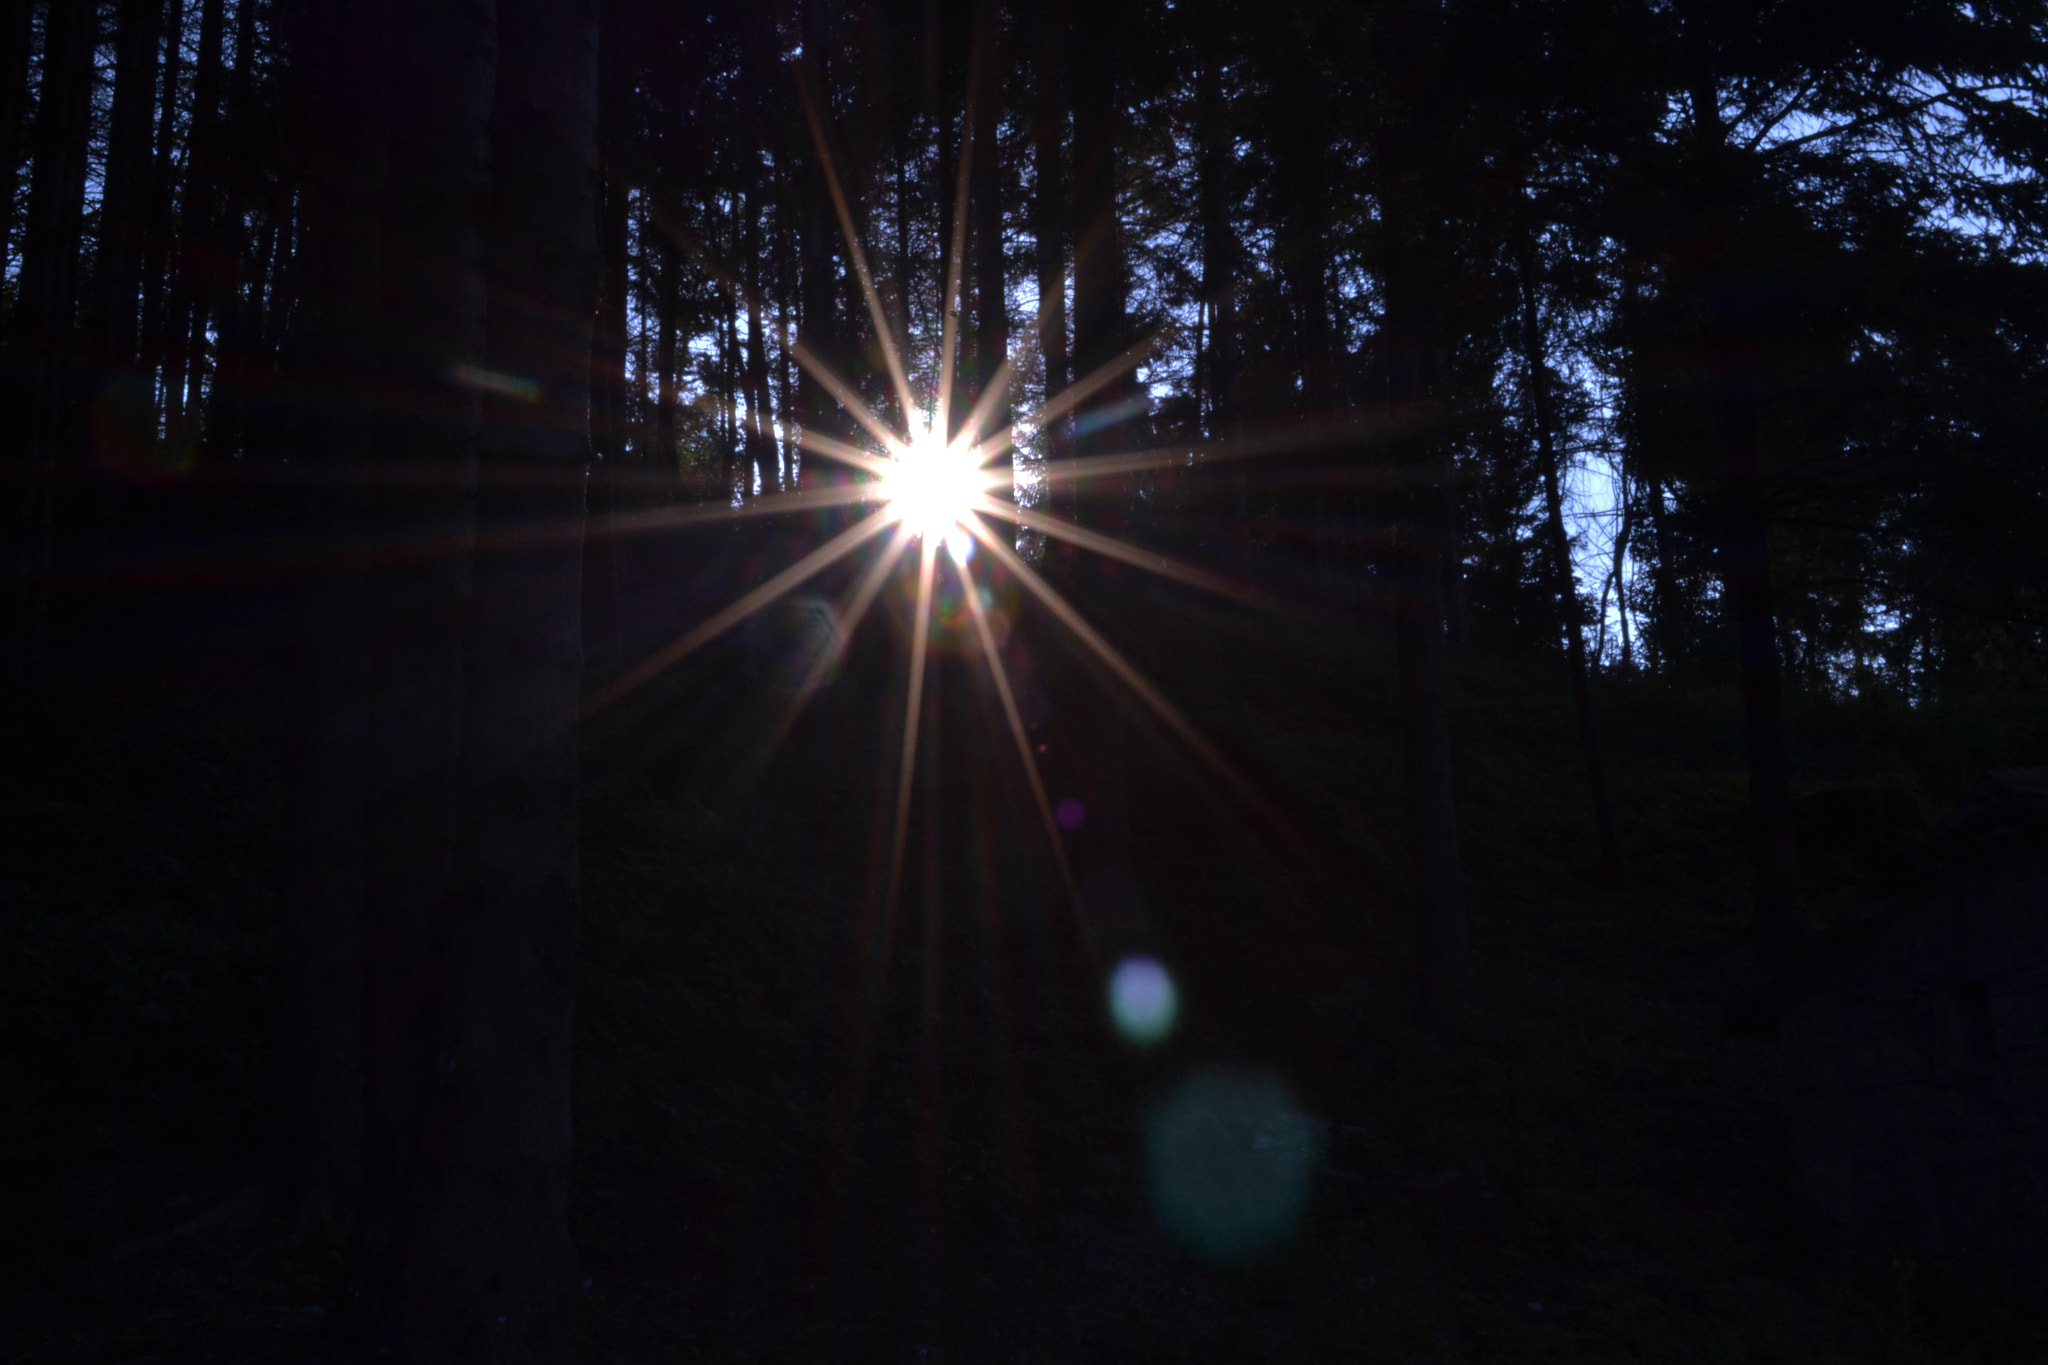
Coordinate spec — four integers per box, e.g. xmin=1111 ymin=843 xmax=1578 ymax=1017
xmin=1108 ymin=956 xmax=1179 ymax=1046
xmin=1054 ymin=797 xmax=1086 ymax=830
xmin=1146 ymin=1069 xmax=1321 ymax=1264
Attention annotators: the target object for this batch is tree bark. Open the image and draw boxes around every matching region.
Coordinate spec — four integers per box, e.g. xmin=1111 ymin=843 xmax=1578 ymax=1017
xmin=337 ymin=0 xmax=493 ymax=1348
xmin=796 ymin=0 xmax=839 ymax=488
xmin=584 ymin=0 xmax=629 ymax=689
xmin=1685 ymin=37 xmax=1800 ymax=960
xmin=142 ymin=0 xmax=188 ymax=400
xmin=655 ymin=236 xmax=678 ymax=469
xmin=90 ymin=0 xmax=163 ymax=374
xmin=745 ymin=183 xmax=780 ymax=497
xmin=269 ymin=0 xmax=392 ymax=1244
xmin=1192 ymin=20 xmax=1242 ymax=534
xmin=1377 ymin=66 xmax=1477 ymax=1033
xmin=0 ymin=0 xmax=34 ymax=282
xmin=201 ymin=0 xmax=266 ymax=460
xmin=435 ymin=0 xmax=597 ymax=1347
xmin=970 ymin=1 xmax=1008 ymax=493
xmin=1514 ymin=220 xmax=1621 ymax=881
xmin=85 ymin=0 xmax=168 ymax=578
xmin=166 ymin=0 xmax=227 ymax=438
xmin=1031 ymin=0 xmax=1068 ymax=514
xmin=10 ymin=0 xmax=99 ymax=679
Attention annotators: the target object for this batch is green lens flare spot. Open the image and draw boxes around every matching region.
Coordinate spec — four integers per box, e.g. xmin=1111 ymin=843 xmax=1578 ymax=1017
xmin=1109 ymin=955 xmax=1179 ymax=1046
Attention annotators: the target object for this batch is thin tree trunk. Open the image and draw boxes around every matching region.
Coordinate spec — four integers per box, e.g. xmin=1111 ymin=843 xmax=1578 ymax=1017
xmin=584 ymin=0 xmax=628 ymax=687
xmin=1378 ymin=80 xmax=1476 ymax=1033
xmin=655 ymin=236 xmax=678 ymax=470
xmin=167 ymin=0 xmax=227 ymax=438
xmin=93 ymin=3 xmax=167 ymax=373
xmin=201 ymin=0 xmax=264 ymax=460
xmin=1646 ymin=474 xmax=1681 ymax=671
xmin=970 ymin=2 xmax=1008 ymax=496
xmin=1686 ymin=44 xmax=1800 ymax=960
xmin=1031 ymin=0 xmax=1068 ymax=514
xmin=796 ymin=0 xmax=838 ymax=488
xmin=1062 ymin=0 xmax=1146 ymax=942
xmin=0 ymin=0 xmax=35 ymax=282
xmin=1514 ymin=220 xmax=1621 ymax=881
xmin=1606 ymin=466 xmax=1635 ymax=668
xmin=86 ymin=0 xmax=167 ymax=576
xmin=10 ymin=0 xmax=98 ymax=679
xmin=1193 ymin=21 xmax=1242 ymax=536
xmin=142 ymin=0 xmax=188 ymax=400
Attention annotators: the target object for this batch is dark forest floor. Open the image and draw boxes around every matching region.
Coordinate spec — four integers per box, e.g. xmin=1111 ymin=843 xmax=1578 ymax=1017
xmin=6 ymin=531 xmax=2048 ymax=1363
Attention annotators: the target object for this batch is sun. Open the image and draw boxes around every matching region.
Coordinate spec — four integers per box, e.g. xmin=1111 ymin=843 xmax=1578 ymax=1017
xmin=884 ymin=424 xmax=991 ymax=560
xmin=585 ymin=46 xmax=1281 ymax=917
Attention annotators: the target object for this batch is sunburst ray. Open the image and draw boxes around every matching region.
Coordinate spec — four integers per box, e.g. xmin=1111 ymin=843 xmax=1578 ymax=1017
xmin=960 ymin=563 xmax=1077 ymax=897
xmin=585 ymin=505 xmax=895 ymax=718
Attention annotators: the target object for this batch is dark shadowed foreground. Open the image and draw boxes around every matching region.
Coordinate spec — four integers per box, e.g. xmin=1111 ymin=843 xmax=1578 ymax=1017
xmin=6 ymin=547 xmax=2047 ymax=1362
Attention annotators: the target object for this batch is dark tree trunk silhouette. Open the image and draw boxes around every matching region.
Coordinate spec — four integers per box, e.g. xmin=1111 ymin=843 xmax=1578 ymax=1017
xmin=1376 ymin=34 xmax=1477 ymax=1032
xmin=1193 ymin=16 xmax=1242 ymax=534
xmin=337 ymin=1 xmax=494 ymax=1347
xmin=0 ymin=0 xmax=33 ymax=282
xmin=426 ymin=0 xmax=596 ymax=1346
xmin=796 ymin=0 xmax=839 ymax=488
xmin=1031 ymin=0 xmax=1069 ymax=515
xmin=970 ymin=1 xmax=1008 ymax=495
xmin=201 ymin=0 xmax=266 ymax=460
xmin=655 ymin=235 xmax=679 ymax=468
xmin=1685 ymin=39 xmax=1800 ymax=962
xmin=167 ymin=0 xmax=227 ymax=439
xmin=85 ymin=0 xmax=168 ymax=577
xmin=270 ymin=0 xmax=390 ymax=1243
xmin=10 ymin=0 xmax=98 ymax=678
xmin=1515 ymin=220 xmax=1622 ymax=881
xmin=745 ymin=186 xmax=780 ymax=497
xmin=142 ymin=0 xmax=188 ymax=396
xmin=584 ymin=0 xmax=629 ymax=689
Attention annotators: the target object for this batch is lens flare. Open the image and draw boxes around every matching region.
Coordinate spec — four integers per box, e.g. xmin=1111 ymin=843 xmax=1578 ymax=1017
xmin=1146 ymin=1069 xmax=1321 ymax=1263
xmin=1109 ymin=956 xmax=1179 ymax=1046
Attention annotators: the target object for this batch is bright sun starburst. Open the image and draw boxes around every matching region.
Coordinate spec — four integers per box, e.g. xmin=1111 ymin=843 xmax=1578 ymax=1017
xmin=583 ymin=37 xmax=1285 ymax=925
xmin=884 ymin=425 xmax=992 ymax=561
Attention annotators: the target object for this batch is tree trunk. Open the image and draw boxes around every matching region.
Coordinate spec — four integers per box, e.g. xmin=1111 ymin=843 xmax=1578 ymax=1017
xmin=796 ymin=0 xmax=839 ymax=487
xmin=10 ymin=0 xmax=99 ymax=679
xmin=85 ymin=0 xmax=167 ymax=578
xmin=166 ymin=0 xmax=227 ymax=439
xmin=1031 ymin=0 xmax=1068 ymax=512
xmin=1061 ymin=0 xmax=1148 ymax=945
xmin=1378 ymin=90 xmax=1476 ymax=1034
xmin=201 ymin=0 xmax=265 ymax=461
xmin=142 ymin=0 xmax=188 ymax=401
xmin=373 ymin=0 xmax=598 ymax=1347
xmin=268 ymin=0 xmax=392 ymax=1245
xmin=584 ymin=0 xmax=628 ymax=688
xmin=1686 ymin=41 xmax=1800 ymax=960
xmin=1514 ymin=220 xmax=1621 ymax=882
xmin=1193 ymin=22 xmax=1243 ymax=535
xmin=970 ymin=2 xmax=1008 ymax=493
xmin=655 ymin=236 xmax=678 ymax=470
xmin=337 ymin=0 xmax=494 ymax=1349
xmin=0 ymin=0 xmax=34 ymax=282
xmin=745 ymin=184 xmax=780 ymax=497
xmin=93 ymin=0 xmax=168 ymax=373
